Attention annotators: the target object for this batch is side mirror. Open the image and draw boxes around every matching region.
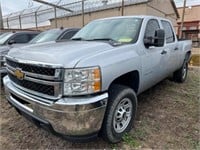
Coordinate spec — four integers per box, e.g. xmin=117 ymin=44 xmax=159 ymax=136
xmin=144 ymin=36 xmax=154 ymax=47
xmin=144 ymin=29 xmax=165 ymax=48
xmin=154 ymin=29 xmax=165 ymax=47
xmin=8 ymin=39 xmax=16 ymax=45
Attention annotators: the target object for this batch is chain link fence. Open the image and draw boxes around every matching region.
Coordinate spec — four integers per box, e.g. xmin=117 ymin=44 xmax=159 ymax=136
xmin=2 ymin=0 xmax=146 ymax=30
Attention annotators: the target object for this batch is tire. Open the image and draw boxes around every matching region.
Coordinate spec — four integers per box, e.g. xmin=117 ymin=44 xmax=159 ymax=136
xmin=101 ymin=84 xmax=137 ymax=143
xmin=173 ymin=60 xmax=188 ymax=83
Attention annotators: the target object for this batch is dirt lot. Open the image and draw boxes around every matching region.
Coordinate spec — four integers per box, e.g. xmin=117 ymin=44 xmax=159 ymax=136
xmin=0 ymin=68 xmax=199 ymax=149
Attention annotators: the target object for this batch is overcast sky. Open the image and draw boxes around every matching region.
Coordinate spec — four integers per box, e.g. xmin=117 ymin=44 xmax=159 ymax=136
xmin=1 ymin=0 xmax=200 ymax=16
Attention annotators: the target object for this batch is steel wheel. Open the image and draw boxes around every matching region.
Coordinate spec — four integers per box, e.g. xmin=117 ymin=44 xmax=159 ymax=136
xmin=101 ymin=84 xmax=137 ymax=143
xmin=113 ymin=98 xmax=133 ymax=133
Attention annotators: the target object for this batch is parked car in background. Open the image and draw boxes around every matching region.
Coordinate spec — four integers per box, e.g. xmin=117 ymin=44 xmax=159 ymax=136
xmin=0 ymin=31 xmax=39 ymax=77
xmin=0 ymin=28 xmax=79 ymax=78
xmin=29 ymin=27 xmax=80 ymax=44
xmin=3 ymin=16 xmax=192 ymax=143
xmin=0 ymin=31 xmax=39 ymax=46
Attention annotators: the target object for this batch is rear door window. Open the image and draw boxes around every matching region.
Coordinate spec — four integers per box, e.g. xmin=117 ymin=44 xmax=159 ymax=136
xmin=161 ymin=20 xmax=175 ymax=43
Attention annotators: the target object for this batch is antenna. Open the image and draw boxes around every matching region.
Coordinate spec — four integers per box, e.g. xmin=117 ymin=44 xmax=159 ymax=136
xmin=28 ymin=0 xmax=34 ymax=8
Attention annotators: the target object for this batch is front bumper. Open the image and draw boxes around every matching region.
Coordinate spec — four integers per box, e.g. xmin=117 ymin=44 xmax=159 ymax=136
xmin=3 ymin=76 xmax=108 ymax=141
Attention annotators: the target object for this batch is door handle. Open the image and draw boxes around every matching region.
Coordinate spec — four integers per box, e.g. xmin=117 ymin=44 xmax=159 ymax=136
xmin=174 ymin=47 xmax=178 ymax=51
xmin=161 ymin=50 xmax=167 ymax=55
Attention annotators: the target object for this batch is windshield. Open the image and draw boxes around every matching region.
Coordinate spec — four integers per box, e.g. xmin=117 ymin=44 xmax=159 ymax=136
xmin=0 ymin=32 xmax=14 ymax=45
xmin=73 ymin=18 xmax=142 ymax=44
xmin=29 ymin=29 xmax=63 ymax=44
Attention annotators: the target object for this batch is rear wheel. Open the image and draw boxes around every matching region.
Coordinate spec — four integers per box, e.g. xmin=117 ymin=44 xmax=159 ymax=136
xmin=101 ymin=84 xmax=137 ymax=143
xmin=173 ymin=60 xmax=188 ymax=83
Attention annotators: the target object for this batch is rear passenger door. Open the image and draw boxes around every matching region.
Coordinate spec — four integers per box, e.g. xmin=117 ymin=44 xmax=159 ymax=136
xmin=161 ymin=20 xmax=179 ymax=73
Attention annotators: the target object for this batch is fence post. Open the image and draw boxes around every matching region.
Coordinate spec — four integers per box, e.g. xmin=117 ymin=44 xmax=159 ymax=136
xmin=19 ymin=15 xmax=22 ymax=29
xmin=0 ymin=3 xmax=3 ymax=29
xmin=82 ymin=0 xmax=84 ymax=27
xmin=54 ymin=6 xmax=57 ymax=28
xmin=121 ymin=0 xmax=124 ymax=16
xmin=7 ymin=18 xmax=9 ymax=29
xmin=35 ymin=12 xmax=38 ymax=30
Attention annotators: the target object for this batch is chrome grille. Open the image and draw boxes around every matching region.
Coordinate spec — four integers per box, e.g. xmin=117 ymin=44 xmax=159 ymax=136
xmin=6 ymin=56 xmax=63 ymax=100
xmin=6 ymin=59 xmax=55 ymax=76
xmin=8 ymin=73 xmax=55 ymax=96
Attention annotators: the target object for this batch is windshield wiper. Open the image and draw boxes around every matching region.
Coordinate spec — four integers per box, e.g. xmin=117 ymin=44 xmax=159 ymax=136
xmin=87 ymin=38 xmax=122 ymax=46
xmin=71 ymin=37 xmax=85 ymax=41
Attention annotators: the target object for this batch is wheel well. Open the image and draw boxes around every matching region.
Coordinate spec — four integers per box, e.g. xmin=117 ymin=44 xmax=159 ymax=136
xmin=109 ymin=71 xmax=139 ymax=93
xmin=185 ymin=51 xmax=191 ymax=62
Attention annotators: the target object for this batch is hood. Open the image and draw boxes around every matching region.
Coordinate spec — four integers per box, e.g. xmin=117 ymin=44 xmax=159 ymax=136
xmin=8 ymin=41 xmax=114 ymax=68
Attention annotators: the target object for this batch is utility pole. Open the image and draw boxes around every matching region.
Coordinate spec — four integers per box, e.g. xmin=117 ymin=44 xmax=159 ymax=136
xmin=121 ymin=0 xmax=124 ymax=16
xmin=0 ymin=2 xmax=3 ymax=29
xmin=180 ymin=0 xmax=187 ymax=39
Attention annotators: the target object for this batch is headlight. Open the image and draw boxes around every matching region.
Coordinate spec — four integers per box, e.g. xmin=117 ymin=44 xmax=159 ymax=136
xmin=64 ymin=67 xmax=101 ymax=95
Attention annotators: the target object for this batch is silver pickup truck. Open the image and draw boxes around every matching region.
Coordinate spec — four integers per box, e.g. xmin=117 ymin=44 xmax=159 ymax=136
xmin=3 ymin=16 xmax=192 ymax=143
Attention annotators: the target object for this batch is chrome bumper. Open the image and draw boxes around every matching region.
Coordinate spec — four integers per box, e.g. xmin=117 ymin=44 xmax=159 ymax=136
xmin=3 ymin=76 xmax=108 ymax=137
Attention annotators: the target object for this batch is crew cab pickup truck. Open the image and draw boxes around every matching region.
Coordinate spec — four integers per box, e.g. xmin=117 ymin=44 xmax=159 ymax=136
xmin=3 ymin=16 xmax=192 ymax=143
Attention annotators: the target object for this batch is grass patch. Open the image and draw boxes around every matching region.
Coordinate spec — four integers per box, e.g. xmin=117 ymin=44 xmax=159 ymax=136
xmin=122 ymin=133 xmax=140 ymax=148
xmin=110 ymin=143 xmax=118 ymax=149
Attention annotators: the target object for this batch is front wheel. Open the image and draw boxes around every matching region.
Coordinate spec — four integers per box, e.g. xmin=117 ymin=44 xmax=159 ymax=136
xmin=173 ymin=60 xmax=188 ymax=83
xmin=101 ymin=84 xmax=137 ymax=143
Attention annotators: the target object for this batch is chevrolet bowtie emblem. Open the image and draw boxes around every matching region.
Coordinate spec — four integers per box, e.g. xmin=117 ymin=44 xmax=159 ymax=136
xmin=14 ymin=68 xmax=25 ymax=80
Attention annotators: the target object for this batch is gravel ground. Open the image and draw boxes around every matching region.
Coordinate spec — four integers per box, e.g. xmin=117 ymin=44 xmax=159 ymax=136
xmin=0 ymin=68 xmax=199 ymax=149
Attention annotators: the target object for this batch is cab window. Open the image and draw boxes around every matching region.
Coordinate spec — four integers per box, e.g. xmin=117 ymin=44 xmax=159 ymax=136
xmin=144 ymin=19 xmax=160 ymax=38
xmin=144 ymin=19 xmax=160 ymax=47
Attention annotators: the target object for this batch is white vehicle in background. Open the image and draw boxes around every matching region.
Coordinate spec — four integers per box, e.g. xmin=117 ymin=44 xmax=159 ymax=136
xmin=0 ymin=31 xmax=39 ymax=77
xmin=0 ymin=28 xmax=79 ymax=78
xmin=28 ymin=27 xmax=80 ymax=44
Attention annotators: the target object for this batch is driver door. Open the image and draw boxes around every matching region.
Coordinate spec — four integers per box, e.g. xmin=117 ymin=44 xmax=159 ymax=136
xmin=141 ymin=19 xmax=167 ymax=91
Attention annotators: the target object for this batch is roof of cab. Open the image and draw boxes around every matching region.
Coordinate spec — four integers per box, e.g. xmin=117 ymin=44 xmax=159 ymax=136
xmin=94 ymin=15 xmax=172 ymax=23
